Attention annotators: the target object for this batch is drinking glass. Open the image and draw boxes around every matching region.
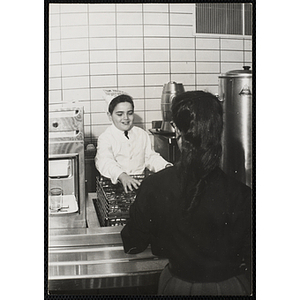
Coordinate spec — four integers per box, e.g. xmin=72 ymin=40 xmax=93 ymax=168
xmin=50 ymin=187 xmax=63 ymax=210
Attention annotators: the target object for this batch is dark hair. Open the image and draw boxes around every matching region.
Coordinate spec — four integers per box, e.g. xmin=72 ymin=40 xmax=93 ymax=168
xmin=108 ymin=94 xmax=134 ymax=114
xmin=171 ymin=90 xmax=223 ymax=211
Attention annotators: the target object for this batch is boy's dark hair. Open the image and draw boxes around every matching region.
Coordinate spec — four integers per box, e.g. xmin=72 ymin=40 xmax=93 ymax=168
xmin=108 ymin=94 xmax=134 ymax=114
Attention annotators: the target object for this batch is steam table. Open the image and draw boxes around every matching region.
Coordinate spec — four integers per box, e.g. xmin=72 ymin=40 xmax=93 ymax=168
xmin=48 ymin=193 xmax=168 ymax=295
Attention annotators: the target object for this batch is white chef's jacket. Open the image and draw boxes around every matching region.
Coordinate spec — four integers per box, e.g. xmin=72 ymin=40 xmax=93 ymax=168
xmin=95 ymin=125 xmax=170 ymax=184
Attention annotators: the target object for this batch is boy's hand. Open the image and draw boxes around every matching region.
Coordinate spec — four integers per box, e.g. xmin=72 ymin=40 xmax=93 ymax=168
xmin=118 ymin=173 xmax=141 ymax=193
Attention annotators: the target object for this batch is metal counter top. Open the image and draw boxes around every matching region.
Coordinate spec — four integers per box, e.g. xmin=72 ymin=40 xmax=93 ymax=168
xmin=48 ymin=222 xmax=168 ymax=294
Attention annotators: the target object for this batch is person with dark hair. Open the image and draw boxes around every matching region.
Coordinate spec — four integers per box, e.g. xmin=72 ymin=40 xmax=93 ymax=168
xmin=121 ymin=91 xmax=252 ymax=295
xmin=95 ymin=90 xmax=171 ymax=193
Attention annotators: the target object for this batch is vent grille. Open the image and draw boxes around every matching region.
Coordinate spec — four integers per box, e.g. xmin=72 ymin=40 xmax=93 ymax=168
xmin=195 ymin=3 xmax=252 ymax=36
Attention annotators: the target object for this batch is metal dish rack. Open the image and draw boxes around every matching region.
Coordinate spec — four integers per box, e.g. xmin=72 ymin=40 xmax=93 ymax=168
xmin=94 ymin=174 xmax=145 ymax=226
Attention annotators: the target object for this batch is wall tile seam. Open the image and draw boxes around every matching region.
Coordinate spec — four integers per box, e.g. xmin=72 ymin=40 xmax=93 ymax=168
xmin=53 ymin=82 xmax=221 ymax=88
xmin=50 ymin=37 xmax=220 ymax=40
xmin=52 ymin=35 xmax=200 ymax=39
xmin=58 ymin=4 xmax=63 ymax=105
xmin=49 ymin=42 xmax=252 ymax=51
xmin=141 ymin=4 xmax=146 ymax=125
xmin=86 ymin=4 xmax=92 ymax=135
xmin=51 ymin=72 xmax=223 ymax=78
xmin=52 ymin=11 xmax=193 ymax=15
xmin=50 ymin=49 xmax=228 ymax=54
xmin=49 ymin=60 xmax=242 ymax=67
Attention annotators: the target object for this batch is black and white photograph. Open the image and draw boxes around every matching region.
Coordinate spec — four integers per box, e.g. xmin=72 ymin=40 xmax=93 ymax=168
xmin=5 ymin=1 xmax=300 ymax=300
xmin=46 ymin=1 xmax=254 ymax=297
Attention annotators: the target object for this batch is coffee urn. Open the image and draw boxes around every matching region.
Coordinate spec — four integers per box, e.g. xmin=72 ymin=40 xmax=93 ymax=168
xmin=219 ymin=66 xmax=253 ymax=188
xmin=161 ymin=81 xmax=185 ymax=132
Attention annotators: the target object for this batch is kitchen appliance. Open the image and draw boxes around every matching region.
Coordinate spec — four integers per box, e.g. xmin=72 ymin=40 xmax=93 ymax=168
xmin=160 ymin=81 xmax=185 ymax=132
xmin=48 ymin=107 xmax=86 ymax=228
xmin=218 ymin=66 xmax=253 ymax=187
xmin=149 ymin=127 xmax=179 ymax=164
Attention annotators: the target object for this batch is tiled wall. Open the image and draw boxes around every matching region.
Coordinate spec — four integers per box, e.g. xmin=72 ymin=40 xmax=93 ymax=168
xmin=49 ymin=3 xmax=252 ymax=146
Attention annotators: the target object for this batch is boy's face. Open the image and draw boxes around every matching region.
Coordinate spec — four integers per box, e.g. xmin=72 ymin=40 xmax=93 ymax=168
xmin=108 ymin=102 xmax=134 ymax=132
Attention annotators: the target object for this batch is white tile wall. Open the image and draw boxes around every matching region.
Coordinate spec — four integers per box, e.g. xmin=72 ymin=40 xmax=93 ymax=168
xmin=145 ymin=62 xmax=169 ymax=74
xmin=61 ymin=51 xmax=89 ymax=64
xmin=196 ymin=50 xmax=220 ymax=61
xmin=196 ymin=38 xmax=220 ymax=50
xmin=90 ymin=63 xmax=117 ymax=76
xmin=49 ymin=52 xmax=61 ymax=65
xmin=49 ymin=65 xmax=61 ymax=77
xmin=117 ymin=50 xmax=144 ymax=62
xmin=169 ymin=4 xmax=194 ymax=13
xmin=90 ymin=37 xmax=116 ymax=50
xmin=49 ymin=4 xmax=60 ymax=14
xmin=170 ymin=13 xmax=193 ymax=26
xmin=60 ymin=13 xmax=88 ymax=26
xmin=89 ymin=12 xmax=115 ymax=25
xmin=171 ymin=38 xmax=195 ymax=50
xmin=117 ymin=12 xmax=143 ymax=25
xmin=221 ymin=63 xmax=244 ymax=74
xmin=196 ymin=62 xmax=219 ymax=73
xmin=171 ymin=50 xmax=195 ymax=62
xmin=143 ymin=4 xmax=169 ymax=13
xmin=144 ymin=38 xmax=169 ymax=49
xmin=221 ymin=50 xmax=244 ymax=62
xmin=61 ymin=26 xmax=89 ymax=39
xmin=171 ymin=74 xmax=195 ymax=86
xmin=49 ymin=27 xmax=60 ymax=40
xmin=49 ymin=78 xmax=61 ymax=90
xmin=145 ymin=86 xmax=163 ymax=99
xmin=118 ymin=74 xmax=144 ymax=87
xmin=61 ymin=38 xmax=89 ymax=51
xmin=63 ymin=88 xmax=90 ymax=101
xmin=145 ymin=74 xmax=170 ymax=86
xmin=90 ymin=75 xmax=117 ymax=88
xmin=89 ymin=26 xmax=115 ymax=38
xmin=49 ymin=40 xmax=60 ymax=52
xmin=117 ymin=4 xmax=143 ymax=12
xmin=132 ymin=99 xmax=145 ymax=111
xmin=49 ymin=14 xmax=60 ymax=27
xmin=171 ymin=62 xmax=195 ymax=74
xmin=62 ymin=64 xmax=89 ymax=77
xmin=221 ymin=39 xmax=244 ymax=50
xmin=62 ymin=76 xmax=89 ymax=89
xmin=144 ymin=13 xmax=169 ymax=25
xmin=60 ymin=4 xmax=88 ymax=13
xmin=118 ymin=63 xmax=143 ymax=75
xmin=170 ymin=25 xmax=193 ymax=37
xmin=88 ymin=4 xmax=115 ymax=13
xmin=48 ymin=3 xmax=252 ymax=143
xmin=117 ymin=25 xmax=143 ymax=37
xmin=144 ymin=50 xmax=169 ymax=61
xmin=144 ymin=25 xmax=169 ymax=37
xmin=117 ymin=38 xmax=143 ymax=50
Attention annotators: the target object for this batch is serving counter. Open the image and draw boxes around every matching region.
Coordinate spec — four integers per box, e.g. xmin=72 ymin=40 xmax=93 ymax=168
xmin=48 ymin=193 xmax=168 ymax=295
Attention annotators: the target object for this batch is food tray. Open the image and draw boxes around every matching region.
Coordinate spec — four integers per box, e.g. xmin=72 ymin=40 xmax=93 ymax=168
xmin=49 ymin=194 xmax=78 ymax=215
xmin=94 ymin=174 xmax=145 ymax=226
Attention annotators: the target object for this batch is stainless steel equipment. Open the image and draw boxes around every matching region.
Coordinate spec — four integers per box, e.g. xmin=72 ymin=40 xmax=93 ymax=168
xmin=219 ymin=66 xmax=252 ymax=187
xmin=48 ymin=226 xmax=167 ymax=293
xmin=48 ymin=107 xmax=86 ymax=228
xmin=161 ymin=81 xmax=185 ymax=132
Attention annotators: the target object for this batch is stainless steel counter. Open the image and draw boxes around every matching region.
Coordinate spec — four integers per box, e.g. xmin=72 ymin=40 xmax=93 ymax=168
xmin=48 ymin=195 xmax=168 ymax=294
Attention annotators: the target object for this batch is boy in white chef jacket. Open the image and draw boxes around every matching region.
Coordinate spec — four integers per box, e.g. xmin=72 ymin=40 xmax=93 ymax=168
xmin=95 ymin=90 xmax=172 ymax=193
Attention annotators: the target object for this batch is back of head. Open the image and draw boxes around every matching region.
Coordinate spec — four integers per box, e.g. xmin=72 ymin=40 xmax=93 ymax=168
xmin=171 ymin=90 xmax=223 ymax=179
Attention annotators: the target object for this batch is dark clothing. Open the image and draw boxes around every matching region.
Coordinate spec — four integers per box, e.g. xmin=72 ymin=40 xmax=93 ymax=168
xmin=158 ymin=264 xmax=250 ymax=295
xmin=121 ymin=166 xmax=252 ymax=286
